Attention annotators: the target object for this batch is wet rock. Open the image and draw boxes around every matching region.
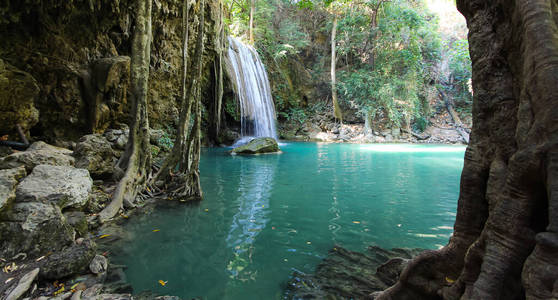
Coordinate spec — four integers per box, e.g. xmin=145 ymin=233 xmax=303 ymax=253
xmin=5 ymin=268 xmax=39 ymax=300
xmin=0 ymin=202 xmax=75 ymax=258
xmin=0 ymin=59 xmax=40 ymax=137
xmin=285 ymin=245 xmax=423 ymax=299
xmin=89 ymin=254 xmax=108 ymax=275
xmin=231 ymin=137 xmax=280 ymax=154
xmin=16 ymin=165 xmax=92 ymax=209
xmin=104 ymin=128 xmax=129 ymax=151
xmin=39 ymin=239 xmax=96 ymax=280
xmin=0 ymin=166 xmax=26 ymax=212
xmin=0 ymin=142 xmax=74 ymax=172
xmin=64 ymin=211 xmax=88 ymax=237
xmin=74 ymin=134 xmax=115 ymax=179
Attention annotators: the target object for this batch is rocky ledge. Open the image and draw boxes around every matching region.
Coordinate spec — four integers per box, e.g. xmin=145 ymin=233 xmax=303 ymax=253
xmin=0 ymin=139 xmax=181 ymax=300
xmin=284 ymin=245 xmax=423 ymax=299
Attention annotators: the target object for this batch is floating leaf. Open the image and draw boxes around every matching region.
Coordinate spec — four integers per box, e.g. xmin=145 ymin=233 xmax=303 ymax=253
xmin=158 ymin=280 xmax=168 ymax=286
xmin=53 ymin=286 xmax=65 ymax=296
xmin=153 ymin=229 xmax=160 ymax=232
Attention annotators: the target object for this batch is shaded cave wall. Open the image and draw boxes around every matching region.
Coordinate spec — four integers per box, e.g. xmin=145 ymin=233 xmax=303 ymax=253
xmin=0 ymin=0 xmax=226 ymax=145
xmin=377 ymin=0 xmax=558 ymax=299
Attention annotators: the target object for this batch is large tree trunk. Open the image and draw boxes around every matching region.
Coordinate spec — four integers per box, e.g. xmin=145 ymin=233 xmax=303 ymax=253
xmin=331 ymin=15 xmax=342 ymax=123
xmin=376 ymin=0 xmax=558 ymax=299
xmin=99 ymin=0 xmax=152 ymax=222
xmin=151 ymin=0 xmax=204 ymax=201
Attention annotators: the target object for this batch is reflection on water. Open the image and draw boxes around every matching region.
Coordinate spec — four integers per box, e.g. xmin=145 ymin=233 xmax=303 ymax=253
xmin=109 ymin=143 xmax=465 ymax=300
xmin=225 ymin=156 xmax=276 ymax=282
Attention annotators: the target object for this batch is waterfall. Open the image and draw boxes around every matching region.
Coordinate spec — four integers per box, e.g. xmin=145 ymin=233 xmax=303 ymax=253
xmin=227 ymin=36 xmax=277 ymax=144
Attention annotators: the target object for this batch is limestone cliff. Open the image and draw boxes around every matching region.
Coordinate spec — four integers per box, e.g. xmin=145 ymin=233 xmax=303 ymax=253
xmin=0 ymin=0 xmax=225 ymax=144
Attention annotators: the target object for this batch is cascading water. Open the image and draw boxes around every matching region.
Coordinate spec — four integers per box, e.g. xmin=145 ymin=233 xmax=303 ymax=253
xmin=227 ymin=36 xmax=277 ymax=145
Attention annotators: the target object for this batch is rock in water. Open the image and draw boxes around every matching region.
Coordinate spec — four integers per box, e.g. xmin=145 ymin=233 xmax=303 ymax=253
xmin=74 ymin=134 xmax=115 ymax=179
xmin=0 ymin=202 xmax=75 ymax=258
xmin=5 ymin=268 xmax=39 ymax=300
xmin=90 ymin=254 xmax=108 ymax=275
xmin=16 ymin=164 xmax=92 ymax=209
xmin=284 ymin=245 xmax=423 ymax=299
xmin=231 ymin=137 xmax=280 ymax=154
xmin=0 ymin=166 xmax=26 ymax=212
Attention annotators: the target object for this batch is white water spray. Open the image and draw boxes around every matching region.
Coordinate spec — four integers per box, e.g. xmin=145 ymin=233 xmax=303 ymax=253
xmin=227 ymin=36 xmax=277 ymax=144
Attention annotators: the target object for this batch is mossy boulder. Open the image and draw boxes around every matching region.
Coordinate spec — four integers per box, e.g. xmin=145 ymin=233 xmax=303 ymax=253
xmin=231 ymin=137 xmax=280 ymax=154
xmin=74 ymin=134 xmax=115 ymax=179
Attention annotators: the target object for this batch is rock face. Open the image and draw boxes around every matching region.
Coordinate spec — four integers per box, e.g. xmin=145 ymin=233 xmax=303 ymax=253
xmin=0 ymin=166 xmax=26 ymax=212
xmin=376 ymin=1 xmax=558 ymax=299
xmin=16 ymin=165 xmax=92 ymax=209
xmin=39 ymin=239 xmax=97 ymax=280
xmin=0 ymin=0 xmax=226 ymax=143
xmin=0 ymin=59 xmax=40 ymax=137
xmin=74 ymin=134 xmax=115 ymax=179
xmin=0 ymin=141 xmax=75 ymax=172
xmin=231 ymin=137 xmax=280 ymax=154
xmin=0 ymin=202 xmax=75 ymax=257
xmin=285 ymin=245 xmax=422 ymax=299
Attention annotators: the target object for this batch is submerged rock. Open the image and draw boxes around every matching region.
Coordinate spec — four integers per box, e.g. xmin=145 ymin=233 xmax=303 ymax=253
xmin=16 ymin=164 xmax=92 ymax=209
xmin=285 ymin=245 xmax=423 ymax=299
xmin=231 ymin=137 xmax=280 ymax=154
xmin=0 ymin=141 xmax=74 ymax=172
xmin=74 ymin=134 xmax=115 ymax=179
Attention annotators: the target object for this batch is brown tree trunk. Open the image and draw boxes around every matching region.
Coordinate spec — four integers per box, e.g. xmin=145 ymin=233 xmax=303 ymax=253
xmin=376 ymin=0 xmax=558 ymax=299
xmin=331 ymin=15 xmax=342 ymax=124
xmin=151 ymin=0 xmax=204 ymax=201
xmin=99 ymin=0 xmax=152 ymax=222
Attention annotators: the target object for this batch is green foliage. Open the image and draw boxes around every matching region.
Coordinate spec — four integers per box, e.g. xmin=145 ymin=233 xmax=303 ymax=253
xmin=336 ymin=0 xmax=439 ymax=129
xmin=158 ymin=131 xmax=174 ymax=152
xmin=447 ymin=38 xmax=472 ymax=106
xmin=224 ymin=0 xmax=471 ymax=131
xmin=278 ymin=107 xmax=307 ymax=125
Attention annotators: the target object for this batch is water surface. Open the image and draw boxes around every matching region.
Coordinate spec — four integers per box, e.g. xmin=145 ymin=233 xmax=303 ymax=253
xmin=110 ymin=142 xmax=465 ymax=299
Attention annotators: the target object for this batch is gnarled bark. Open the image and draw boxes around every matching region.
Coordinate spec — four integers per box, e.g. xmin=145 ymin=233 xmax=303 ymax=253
xmin=99 ymin=0 xmax=152 ymax=222
xmin=376 ymin=0 xmax=558 ymax=299
xmin=151 ymin=0 xmax=204 ymax=201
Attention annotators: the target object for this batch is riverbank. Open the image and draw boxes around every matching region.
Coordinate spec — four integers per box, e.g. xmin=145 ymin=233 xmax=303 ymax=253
xmin=277 ymin=107 xmax=471 ymax=145
xmin=0 ymin=135 xmax=183 ymax=300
